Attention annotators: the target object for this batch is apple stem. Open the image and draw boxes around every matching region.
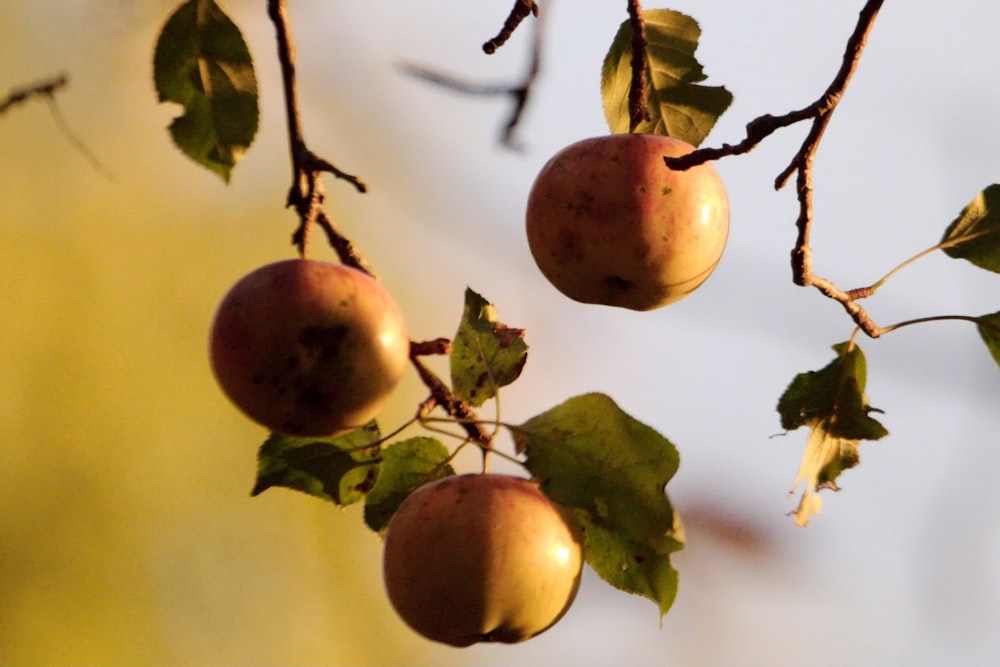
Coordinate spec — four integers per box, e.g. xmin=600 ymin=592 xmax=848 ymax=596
xmin=626 ymin=0 xmax=651 ymax=133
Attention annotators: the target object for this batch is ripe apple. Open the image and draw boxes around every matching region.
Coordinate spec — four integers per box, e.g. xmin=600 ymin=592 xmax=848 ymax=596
xmin=525 ymin=133 xmax=729 ymax=311
xmin=209 ymin=259 xmax=410 ymax=436
xmin=381 ymin=474 xmax=583 ymax=647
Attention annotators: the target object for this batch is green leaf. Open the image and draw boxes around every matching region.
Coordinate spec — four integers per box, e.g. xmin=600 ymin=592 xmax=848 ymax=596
xmin=601 ymin=9 xmax=732 ymax=145
xmin=450 ymin=288 xmax=528 ymax=407
xmin=153 ymin=0 xmax=259 ymax=181
xmin=941 ymin=184 xmax=1000 ymax=272
xmin=251 ymin=423 xmax=381 ymax=505
xmin=976 ymin=311 xmax=1000 ymax=369
xmin=777 ymin=342 xmax=888 ymax=440
xmin=363 ymin=437 xmax=455 ymax=533
xmin=777 ymin=343 xmax=888 ymax=526
xmin=512 ymin=393 xmax=683 ymax=619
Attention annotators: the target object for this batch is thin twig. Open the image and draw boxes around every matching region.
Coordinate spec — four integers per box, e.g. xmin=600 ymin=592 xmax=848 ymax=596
xmin=267 ymin=0 xmax=493 ymax=451
xmin=267 ymin=0 xmax=367 ymax=259
xmin=666 ymin=0 xmax=886 ymax=337
xmin=1 ymin=73 xmax=112 ymax=179
xmin=626 ymin=0 xmax=651 ymax=132
xmin=401 ymin=2 xmax=546 ymax=148
xmin=483 ymin=0 xmax=537 ymax=54
xmin=410 ymin=356 xmax=495 ymax=449
xmin=0 ymin=73 xmax=68 ymax=114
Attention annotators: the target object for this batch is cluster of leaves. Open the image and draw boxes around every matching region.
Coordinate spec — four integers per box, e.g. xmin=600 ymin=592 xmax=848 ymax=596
xmin=252 ymin=288 xmax=686 ymax=617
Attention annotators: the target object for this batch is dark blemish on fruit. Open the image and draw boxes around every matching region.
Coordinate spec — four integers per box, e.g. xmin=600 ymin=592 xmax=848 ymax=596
xmin=661 ymin=186 xmax=673 ymax=196
xmin=557 ymin=228 xmax=584 ymax=262
xmin=566 ymin=192 xmax=595 ymax=219
xmin=297 ymin=384 xmax=329 ymax=411
xmin=602 ymin=275 xmax=636 ymax=293
xmin=299 ymin=325 xmax=349 ymax=361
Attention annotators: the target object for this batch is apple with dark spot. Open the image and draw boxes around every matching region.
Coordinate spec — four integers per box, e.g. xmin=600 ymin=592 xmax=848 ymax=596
xmin=209 ymin=259 xmax=409 ymax=436
xmin=526 ymin=134 xmax=729 ymax=311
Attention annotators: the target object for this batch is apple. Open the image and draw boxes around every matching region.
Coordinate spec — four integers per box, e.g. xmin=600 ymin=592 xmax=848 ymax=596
xmin=382 ymin=474 xmax=583 ymax=647
xmin=209 ymin=259 xmax=409 ymax=436
xmin=525 ymin=133 xmax=729 ymax=311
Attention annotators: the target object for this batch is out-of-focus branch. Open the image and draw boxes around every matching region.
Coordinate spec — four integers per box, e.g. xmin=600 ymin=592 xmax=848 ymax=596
xmin=401 ymin=0 xmax=546 ymax=148
xmin=0 ymin=73 xmax=68 ymax=114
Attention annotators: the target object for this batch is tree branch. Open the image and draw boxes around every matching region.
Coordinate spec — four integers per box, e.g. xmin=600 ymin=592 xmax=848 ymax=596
xmin=626 ymin=0 xmax=651 ymax=132
xmin=267 ymin=0 xmax=367 ymax=260
xmin=483 ymin=0 xmax=537 ymax=54
xmin=665 ymin=0 xmax=886 ymax=337
xmin=0 ymin=73 xmax=68 ymax=114
xmin=401 ymin=0 xmax=545 ymax=148
xmin=266 ymin=0 xmax=492 ymax=448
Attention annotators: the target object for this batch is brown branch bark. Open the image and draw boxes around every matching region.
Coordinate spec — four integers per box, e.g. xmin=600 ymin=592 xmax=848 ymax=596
xmin=266 ymin=0 xmax=493 ymax=446
xmin=626 ymin=0 xmax=651 ymax=132
xmin=666 ymin=0 xmax=886 ymax=337
xmin=268 ymin=0 xmax=367 ymax=260
xmin=483 ymin=0 xmax=537 ymax=54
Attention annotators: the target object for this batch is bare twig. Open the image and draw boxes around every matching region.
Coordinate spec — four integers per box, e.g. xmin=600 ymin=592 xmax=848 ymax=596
xmin=267 ymin=0 xmax=367 ymax=259
xmin=267 ymin=0 xmax=492 ymax=449
xmin=483 ymin=0 xmax=537 ymax=54
xmin=410 ymin=356 xmax=495 ymax=449
xmin=0 ymin=73 xmax=68 ymax=114
xmin=402 ymin=1 xmax=545 ymax=148
xmin=2 ymin=73 xmax=113 ymax=179
xmin=626 ymin=0 xmax=651 ymax=132
xmin=410 ymin=338 xmax=453 ymax=356
xmin=666 ymin=0 xmax=886 ymax=337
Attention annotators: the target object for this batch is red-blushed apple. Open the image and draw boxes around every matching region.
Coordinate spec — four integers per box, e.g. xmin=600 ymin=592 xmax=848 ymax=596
xmin=525 ymin=133 xmax=729 ymax=311
xmin=209 ymin=259 xmax=409 ymax=436
xmin=382 ymin=474 xmax=583 ymax=647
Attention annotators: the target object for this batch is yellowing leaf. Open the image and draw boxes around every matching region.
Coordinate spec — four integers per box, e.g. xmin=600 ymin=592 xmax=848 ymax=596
xmin=601 ymin=9 xmax=732 ymax=145
xmin=777 ymin=343 xmax=887 ymax=526
xmin=788 ymin=426 xmax=859 ymax=527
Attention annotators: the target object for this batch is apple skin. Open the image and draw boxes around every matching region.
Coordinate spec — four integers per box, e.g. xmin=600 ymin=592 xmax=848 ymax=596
xmin=209 ymin=259 xmax=409 ymax=436
xmin=525 ymin=133 xmax=729 ymax=311
xmin=382 ymin=474 xmax=583 ymax=647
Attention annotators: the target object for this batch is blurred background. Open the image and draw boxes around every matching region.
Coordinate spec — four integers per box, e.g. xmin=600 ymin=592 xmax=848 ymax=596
xmin=2 ymin=1 xmax=999 ymax=665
